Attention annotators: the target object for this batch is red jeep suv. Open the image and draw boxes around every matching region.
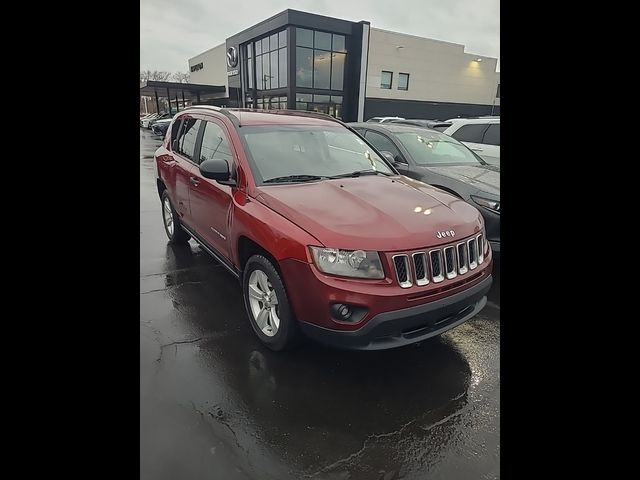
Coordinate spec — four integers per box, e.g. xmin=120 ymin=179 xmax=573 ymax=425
xmin=155 ymin=107 xmax=493 ymax=351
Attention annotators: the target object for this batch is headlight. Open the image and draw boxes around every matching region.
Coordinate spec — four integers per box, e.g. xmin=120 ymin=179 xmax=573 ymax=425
xmin=310 ymin=247 xmax=384 ymax=279
xmin=471 ymin=195 xmax=500 ymax=214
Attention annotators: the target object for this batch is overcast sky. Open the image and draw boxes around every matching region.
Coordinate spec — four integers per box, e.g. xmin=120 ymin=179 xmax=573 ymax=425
xmin=141 ymin=0 xmax=499 ymax=74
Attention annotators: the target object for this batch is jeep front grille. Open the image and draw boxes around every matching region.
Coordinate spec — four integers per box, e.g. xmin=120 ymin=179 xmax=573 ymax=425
xmin=394 ymin=233 xmax=487 ymax=288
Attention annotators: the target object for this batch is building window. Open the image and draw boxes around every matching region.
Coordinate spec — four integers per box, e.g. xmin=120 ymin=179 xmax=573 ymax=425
xmin=332 ymin=34 xmax=346 ymax=53
xmin=398 ymin=73 xmax=409 ymax=91
xmin=331 ymin=52 xmax=345 ymax=90
xmin=294 ymin=93 xmax=343 ymax=119
xmin=254 ymin=29 xmax=287 ymax=91
xmin=296 ymin=28 xmax=314 ymax=48
xmin=381 ymin=71 xmax=392 ymax=89
xmin=314 ymin=31 xmax=332 ymax=51
xmin=257 ymin=95 xmax=287 ymax=110
xmin=496 ymin=84 xmax=500 ymax=98
xmin=295 ymin=92 xmax=313 ymax=110
xmin=313 ymin=50 xmax=331 ymax=89
xmin=295 ymin=28 xmax=348 ymax=91
xmin=245 ymin=44 xmax=253 ymax=89
xmin=296 ymin=47 xmax=313 ymax=88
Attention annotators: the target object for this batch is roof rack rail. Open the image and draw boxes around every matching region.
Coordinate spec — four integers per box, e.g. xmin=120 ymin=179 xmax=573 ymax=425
xmin=185 ymin=106 xmax=350 ymax=129
xmin=186 ymin=105 xmax=241 ymax=128
xmin=226 ymin=108 xmax=348 ymax=127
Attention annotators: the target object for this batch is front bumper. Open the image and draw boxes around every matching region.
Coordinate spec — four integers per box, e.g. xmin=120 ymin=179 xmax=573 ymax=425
xmin=299 ymin=274 xmax=492 ymax=350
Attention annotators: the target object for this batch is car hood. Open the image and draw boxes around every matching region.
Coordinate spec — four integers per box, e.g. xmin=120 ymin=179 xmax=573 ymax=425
xmin=425 ymin=164 xmax=500 ymax=196
xmin=255 ymin=175 xmax=483 ymax=251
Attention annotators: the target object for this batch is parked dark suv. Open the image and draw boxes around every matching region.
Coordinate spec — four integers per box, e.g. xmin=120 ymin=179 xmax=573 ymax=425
xmin=155 ymin=107 xmax=493 ymax=351
xmin=350 ymin=122 xmax=500 ymax=253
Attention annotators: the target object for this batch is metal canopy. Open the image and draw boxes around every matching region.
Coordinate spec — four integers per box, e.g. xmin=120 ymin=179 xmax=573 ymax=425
xmin=140 ymin=80 xmax=227 ymax=114
xmin=140 ymin=80 xmax=225 ymax=98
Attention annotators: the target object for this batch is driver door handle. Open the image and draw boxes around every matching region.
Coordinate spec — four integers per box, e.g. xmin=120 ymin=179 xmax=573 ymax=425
xmin=189 ymin=176 xmax=200 ymax=186
xmin=471 ymin=147 xmax=483 ymax=152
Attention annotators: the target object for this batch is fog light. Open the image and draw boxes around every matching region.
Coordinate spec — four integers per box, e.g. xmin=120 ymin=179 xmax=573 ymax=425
xmin=331 ymin=303 xmax=352 ymax=320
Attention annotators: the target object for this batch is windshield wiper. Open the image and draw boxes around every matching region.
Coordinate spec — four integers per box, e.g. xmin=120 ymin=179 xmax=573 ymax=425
xmin=328 ymin=169 xmax=390 ymax=179
xmin=263 ymin=174 xmax=327 ymax=184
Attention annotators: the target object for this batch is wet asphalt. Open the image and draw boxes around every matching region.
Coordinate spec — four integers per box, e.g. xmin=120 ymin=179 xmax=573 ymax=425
xmin=140 ymin=129 xmax=500 ymax=480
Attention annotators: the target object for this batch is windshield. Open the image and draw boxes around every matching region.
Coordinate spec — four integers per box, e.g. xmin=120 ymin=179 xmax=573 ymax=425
xmin=242 ymin=125 xmax=395 ymax=184
xmin=395 ymin=131 xmax=485 ymax=165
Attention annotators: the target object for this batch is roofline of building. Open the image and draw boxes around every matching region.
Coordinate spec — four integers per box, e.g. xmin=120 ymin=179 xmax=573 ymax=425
xmin=369 ymin=26 xmax=498 ymax=62
xmin=188 ymin=42 xmax=225 ymax=63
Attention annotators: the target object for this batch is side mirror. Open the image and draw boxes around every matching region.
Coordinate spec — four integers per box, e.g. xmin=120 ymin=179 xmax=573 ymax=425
xmin=199 ymin=158 xmax=236 ymax=186
xmin=380 ymin=151 xmax=406 ymax=166
xmin=380 ymin=151 xmax=396 ymax=164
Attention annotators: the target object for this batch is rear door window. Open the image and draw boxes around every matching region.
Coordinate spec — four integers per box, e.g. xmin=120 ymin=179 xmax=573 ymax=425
xmin=451 ymin=124 xmax=489 ymax=143
xmin=170 ymin=118 xmax=183 ymax=145
xmin=176 ymin=118 xmax=203 ymax=161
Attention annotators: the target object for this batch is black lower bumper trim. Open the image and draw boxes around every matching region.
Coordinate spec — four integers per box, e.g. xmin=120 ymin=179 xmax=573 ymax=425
xmin=300 ymin=274 xmax=492 ymax=350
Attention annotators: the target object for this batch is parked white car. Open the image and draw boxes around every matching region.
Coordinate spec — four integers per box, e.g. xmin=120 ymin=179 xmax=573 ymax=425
xmin=366 ymin=116 xmax=405 ymax=124
xmin=140 ymin=114 xmax=159 ymax=128
xmin=441 ymin=117 xmax=500 ymax=165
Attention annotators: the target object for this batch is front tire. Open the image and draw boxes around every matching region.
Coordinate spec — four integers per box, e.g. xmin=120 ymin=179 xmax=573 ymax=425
xmin=242 ymin=255 xmax=301 ymax=351
xmin=161 ymin=190 xmax=191 ymax=243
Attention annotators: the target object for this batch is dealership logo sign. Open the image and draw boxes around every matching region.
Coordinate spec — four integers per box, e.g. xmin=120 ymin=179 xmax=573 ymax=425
xmin=226 ymin=47 xmax=238 ymax=68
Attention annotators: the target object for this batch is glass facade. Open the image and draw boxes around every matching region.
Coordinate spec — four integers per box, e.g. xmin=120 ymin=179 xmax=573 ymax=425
xmin=241 ymin=26 xmax=348 ymax=119
xmin=246 ymin=29 xmax=287 ymax=92
xmin=294 ymin=27 xmax=347 ymax=119
xmin=295 ymin=28 xmax=346 ymax=92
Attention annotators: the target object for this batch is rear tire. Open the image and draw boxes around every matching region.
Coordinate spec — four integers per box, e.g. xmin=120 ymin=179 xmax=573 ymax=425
xmin=161 ymin=190 xmax=191 ymax=243
xmin=242 ymin=255 xmax=301 ymax=351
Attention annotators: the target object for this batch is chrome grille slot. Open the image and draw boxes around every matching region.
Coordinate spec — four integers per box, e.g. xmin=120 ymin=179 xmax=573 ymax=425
xmin=457 ymin=242 xmax=468 ymax=275
xmin=412 ymin=252 xmax=429 ymax=286
xmin=477 ymin=234 xmax=484 ymax=264
xmin=468 ymin=238 xmax=478 ymax=270
xmin=443 ymin=246 xmax=457 ymax=280
xmin=393 ymin=255 xmax=412 ymax=288
xmin=429 ymin=250 xmax=445 ymax=283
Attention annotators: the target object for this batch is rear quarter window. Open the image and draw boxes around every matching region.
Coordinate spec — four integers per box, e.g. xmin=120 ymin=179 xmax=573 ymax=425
xmin=482 ymin=124 xmax=500 ymax=146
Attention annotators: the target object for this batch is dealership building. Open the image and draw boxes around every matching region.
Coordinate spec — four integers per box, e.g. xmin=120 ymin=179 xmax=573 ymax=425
xmin=186 ymin=9 xmax=500 ymax=122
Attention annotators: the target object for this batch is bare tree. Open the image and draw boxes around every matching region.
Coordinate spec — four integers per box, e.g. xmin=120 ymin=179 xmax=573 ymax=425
xmin=172 ymin=71 xmax=191 ymax=83
xmin=140 ymin=70 xmax=172 ymax=82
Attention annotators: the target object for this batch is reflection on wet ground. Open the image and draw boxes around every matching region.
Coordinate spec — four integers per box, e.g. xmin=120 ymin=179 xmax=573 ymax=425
xmin=140 ymin=130 xmax=500 ymax=480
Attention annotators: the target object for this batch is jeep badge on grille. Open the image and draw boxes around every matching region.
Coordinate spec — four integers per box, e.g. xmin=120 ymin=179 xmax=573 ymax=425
xmin=436 ymin=230 xmax=455 ymax=239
